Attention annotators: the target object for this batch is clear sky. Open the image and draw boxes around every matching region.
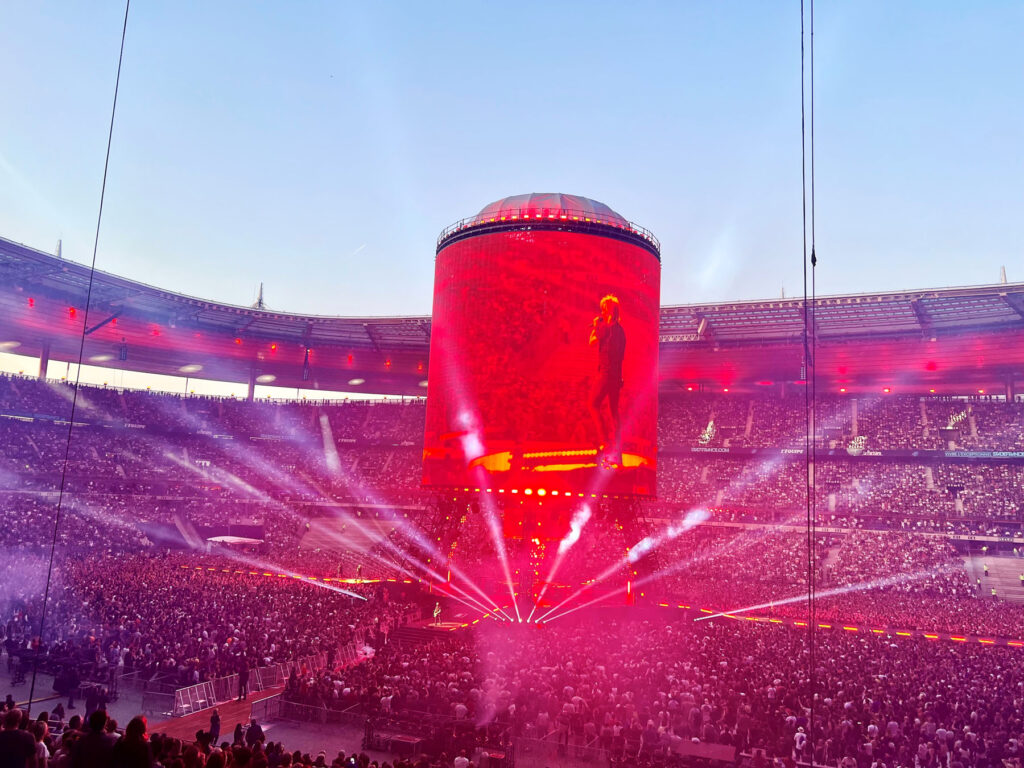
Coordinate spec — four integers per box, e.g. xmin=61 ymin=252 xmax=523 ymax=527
xmin=1 ymin=1 xmax=1022 ymax=319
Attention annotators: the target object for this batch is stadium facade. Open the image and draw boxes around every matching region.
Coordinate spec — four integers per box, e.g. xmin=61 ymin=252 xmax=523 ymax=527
xmin=1 ymin=233 xmax=1023 ymax=398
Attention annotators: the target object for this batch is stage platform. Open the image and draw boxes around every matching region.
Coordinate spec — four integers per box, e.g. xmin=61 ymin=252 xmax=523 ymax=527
xmin=389 ymin=619 xmax=473 ymax=648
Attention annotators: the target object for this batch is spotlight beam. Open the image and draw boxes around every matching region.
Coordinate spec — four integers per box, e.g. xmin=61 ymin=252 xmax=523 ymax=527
xmin=694 ymin=566 xmax=954 ymax=622
xmin=472 ymin=469 xmax=522 ymax=622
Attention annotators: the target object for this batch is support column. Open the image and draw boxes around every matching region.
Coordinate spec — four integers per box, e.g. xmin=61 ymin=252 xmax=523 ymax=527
xmin=1007 ymin=375 xmax=1018 ymax=402
xmin=247 ymin=366 xmax=256 ymax=402
xmin=38 ymin=342 xmax=51 ymax=379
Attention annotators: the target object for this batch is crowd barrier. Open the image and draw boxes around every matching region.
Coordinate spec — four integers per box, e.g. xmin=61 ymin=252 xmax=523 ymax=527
xmin=140 ymin=690 xmax=175 ymax=717
xmin=116 ymin=670 xmax=178 ymax=695
xmin=170 ymin=651 xmax=332 ymax=717
xmin=277 ymin=699 xmax=331 ymax=725
xmin=249 ymin=693 xmax=282 ymax=724
xmin=513 ymin=735 xmax=606 ymax=767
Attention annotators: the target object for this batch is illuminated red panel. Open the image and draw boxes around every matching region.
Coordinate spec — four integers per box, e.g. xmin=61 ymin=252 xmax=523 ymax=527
xmin=424 ymin=227 xmax=660 ymax=496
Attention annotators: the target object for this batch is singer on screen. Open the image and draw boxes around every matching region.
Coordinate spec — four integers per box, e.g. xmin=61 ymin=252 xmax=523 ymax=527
xmin=589 ymin=294 xmax=626 ymax=466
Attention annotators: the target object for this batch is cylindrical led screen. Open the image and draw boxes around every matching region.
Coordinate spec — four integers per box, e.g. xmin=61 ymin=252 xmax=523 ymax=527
xmin=424 ymin=227 xmax=660 ymax=496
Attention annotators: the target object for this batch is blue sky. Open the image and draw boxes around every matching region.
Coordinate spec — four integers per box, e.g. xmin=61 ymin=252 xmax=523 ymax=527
xmin=1 ymin=1 xmax=1022 ymax=317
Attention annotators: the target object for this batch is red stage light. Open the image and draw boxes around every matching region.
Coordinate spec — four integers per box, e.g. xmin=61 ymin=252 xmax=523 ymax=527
xmin=883 ymin=387 xmax=891 ymax=393
xmin=68 ymin=307 xmax=76 ymax=319
xmin=929 ymin=388 xmax=936 ymax=393
xmin=27 ymin=298 xmax=34 ymax=307
xmin=234 ymin=338 xmax=242 ymax=345
xmin=270 ymin=344 xmax=278 ymax=352
xmin=925 ymin=361 xmax=937 ymax=371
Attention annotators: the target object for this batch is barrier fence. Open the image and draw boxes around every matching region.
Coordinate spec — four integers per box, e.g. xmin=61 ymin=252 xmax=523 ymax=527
xmin=141 ymin=690 xmax=175 ymax=717
xmin=249 ymin=693 xmax=282 ymax=724
xmin=169 ymin=650 xmax=340 ymax=718
xmin=116 ymin=670 xmax=177 ymax=694
xmin=513 ymin=735 xmax=607 ymax=768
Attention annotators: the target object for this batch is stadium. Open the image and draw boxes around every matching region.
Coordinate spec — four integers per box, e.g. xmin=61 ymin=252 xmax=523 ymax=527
xmin=3 ymin=4 xmax=1024 ymax=768
xmin=2 ymin=186 xmax=1024 ymax=766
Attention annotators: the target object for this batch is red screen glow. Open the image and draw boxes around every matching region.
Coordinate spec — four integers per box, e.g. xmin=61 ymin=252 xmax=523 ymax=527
xmin=423 ymin=228 xmax=660 ymax=496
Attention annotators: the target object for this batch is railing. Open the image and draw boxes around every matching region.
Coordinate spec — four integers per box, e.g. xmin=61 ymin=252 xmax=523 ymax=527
xmin=513 ymin=734 xmax=608 ymax=768
xmin=169 ymin=651 xmax=334 ymax=718
xmin=140 ymin=690 xmax=176 ymax=717
xmin=279 ymin=699 xmax=331 ymax=724
xmin=249 ymin=694 xmax=282 ymax=723
xmin=437 ymin=207 xmax=661 ymax=254
xmin=173 ymin=681 xmax=217 ymax=718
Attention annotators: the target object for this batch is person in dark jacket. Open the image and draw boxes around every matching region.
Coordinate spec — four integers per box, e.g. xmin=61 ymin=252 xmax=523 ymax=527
xmin=245 ymin=718 xmax=265 ymax=747
xmin=209 ymin=707 xmax=221 ymax=744
xmin=110 ymin=715 xmax=154 ymax=768
xmin=0 ymin=707 xmax=37 ymax=768
xmin=236 ymin=659 xmax=250 ymax=702
xmin=71 ymin=710 xmax=117 ymax=768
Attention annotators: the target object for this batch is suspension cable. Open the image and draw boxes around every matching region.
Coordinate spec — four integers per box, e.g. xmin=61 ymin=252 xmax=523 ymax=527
xmin=27 ymin=0 xmax=132 ymax=714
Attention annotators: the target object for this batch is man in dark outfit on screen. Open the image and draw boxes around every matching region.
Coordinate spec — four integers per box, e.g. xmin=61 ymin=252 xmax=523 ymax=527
xmin=589 ymin=294 xmax=626 ymax=466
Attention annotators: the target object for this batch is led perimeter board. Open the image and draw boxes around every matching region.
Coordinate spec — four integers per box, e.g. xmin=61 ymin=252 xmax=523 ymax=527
xmin=423 ymin=194 xmax=661 ymax=497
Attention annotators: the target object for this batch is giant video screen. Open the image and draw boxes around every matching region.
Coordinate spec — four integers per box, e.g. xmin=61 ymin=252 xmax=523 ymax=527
xmin=423 ymin=228 xmax=660 ymax=496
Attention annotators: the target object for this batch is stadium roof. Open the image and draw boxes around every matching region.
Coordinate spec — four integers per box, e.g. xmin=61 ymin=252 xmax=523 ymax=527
xmin=1 ymin=234 xmax=1023 ymax=395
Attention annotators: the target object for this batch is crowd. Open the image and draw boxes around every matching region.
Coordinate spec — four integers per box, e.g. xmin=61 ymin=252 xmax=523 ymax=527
xmin=2 ymin=551 xmax=418 ymax=692
xmin=647 ymin=526 xmax=1024 ymax=638
xmin=5 ymin=612 xmax=1024 ymax=767
xmin=2 ymin=375 xmax=1023 ymax=546
xmin=3 ymin=374 xmax=1024 ymax=765
xmin=0 ymin=703 xmax=418 ymax=768
xmin=278 ymin=614 xmax=1024 ymax=768
xmin=655 ymin=456 xmax=1024 ymax=537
